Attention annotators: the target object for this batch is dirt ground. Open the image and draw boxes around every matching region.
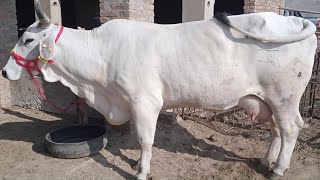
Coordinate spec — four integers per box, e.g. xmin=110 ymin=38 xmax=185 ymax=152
xmin=0 ymin=107 xmax=319 ymax=180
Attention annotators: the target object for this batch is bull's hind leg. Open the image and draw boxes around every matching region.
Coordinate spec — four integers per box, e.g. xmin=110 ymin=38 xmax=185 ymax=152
xmin=126 ymin=119 xmax=139 ymax=148
xmin=261 ymin=116 xmax=281 ymax=168
xmin=131 ymin=96 xmax=163 ymax=180
xmin=271 ymin=105 xmax=304 ymax=176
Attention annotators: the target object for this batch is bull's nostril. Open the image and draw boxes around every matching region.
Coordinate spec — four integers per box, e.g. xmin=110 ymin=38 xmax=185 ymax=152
xmin=2 ymin=70 xmax=7 ymax=78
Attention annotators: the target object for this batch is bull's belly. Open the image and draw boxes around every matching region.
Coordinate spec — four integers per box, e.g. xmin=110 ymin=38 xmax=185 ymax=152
xmin=162 ymin=88 xmax=249 ymax=111
xmin=85 ymin=94 xmax=132 ymax=126
xmin=161 ymin=70 xmax=258 ymax=111
xmin=163 ymin=100 xmax=239 ymax=111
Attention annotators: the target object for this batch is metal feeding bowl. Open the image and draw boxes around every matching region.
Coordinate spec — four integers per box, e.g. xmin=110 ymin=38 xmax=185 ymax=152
xmin=45 ymin=125 xmax=108 ymax=159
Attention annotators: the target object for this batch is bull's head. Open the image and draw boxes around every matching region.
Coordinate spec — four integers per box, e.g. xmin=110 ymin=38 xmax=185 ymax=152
xmin=2 ymin=0 xmax=59 ymax=80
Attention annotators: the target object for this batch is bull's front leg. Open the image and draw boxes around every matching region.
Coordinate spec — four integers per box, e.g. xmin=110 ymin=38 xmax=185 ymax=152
xmin=76 ymin=96 xmax=88 ymax=125
xmin=131 ymin=96 xmax=162 ymax=180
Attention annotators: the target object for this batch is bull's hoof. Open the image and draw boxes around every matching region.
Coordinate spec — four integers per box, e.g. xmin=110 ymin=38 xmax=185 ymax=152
xmin=258 ymin=163 xmax=269 ymax=171
xmin=136 ymin=177 xmax=145 ymax=180
xmin=135 ymin=174 xmax=152 ymax=180
xmin=135 ymin=173 xmax=148 ymax=180
xmin=268 ymin=172 xmax=283 ymax=180
xmin=259 ymin=158 xmax=274 ymax=169
xmin=268 ymin=171 xmax=283 ymax=180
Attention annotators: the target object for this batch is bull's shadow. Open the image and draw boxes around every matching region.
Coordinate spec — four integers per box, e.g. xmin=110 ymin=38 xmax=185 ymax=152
xmin=105 ymin=114 xmax=272 ymax=179
xmin=298 ymin=132 xmax=320 ymax=149
xmin=0 ymin=108 xmax=75 ymax=157
xmin=0 ymin=108 xmax=270 ymax=178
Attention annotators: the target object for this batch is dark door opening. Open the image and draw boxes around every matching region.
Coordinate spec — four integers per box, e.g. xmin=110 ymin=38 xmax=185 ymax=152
xmin=60 ymin=0 xmax=100 ymax=29
xmin=214 ymin=0 xmax=244 ymax=15
xmin=154 ymin=0 xmax=182 ymax=24
xmin=16 ymin=0 xmax=35 ymax=38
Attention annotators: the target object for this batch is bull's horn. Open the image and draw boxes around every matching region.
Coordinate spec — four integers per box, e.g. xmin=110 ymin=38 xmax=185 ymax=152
xmin=34 ymin=0 xmax=51 ymax=28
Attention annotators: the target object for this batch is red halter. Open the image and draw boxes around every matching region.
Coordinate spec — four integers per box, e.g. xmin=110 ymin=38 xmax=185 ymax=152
xmin=11 ymin=26 xmax=64 ymax=71
xmin=10 ymin=26 xmax=84 ymax=112
xmin=11 ymin=51 xmax=43 ymax=72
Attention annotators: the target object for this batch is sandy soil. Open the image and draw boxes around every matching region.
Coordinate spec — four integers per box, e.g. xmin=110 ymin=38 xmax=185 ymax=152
xmin=0 ymin=106 xmax=319 ymax=180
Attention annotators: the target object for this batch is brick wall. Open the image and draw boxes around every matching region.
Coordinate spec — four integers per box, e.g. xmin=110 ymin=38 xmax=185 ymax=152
xmin=0 ymin=0 xmax=16 ymax=108
xmin=244 ymin=0 xmax=285 ymax=14
xmin=99 ymin=0 xmax=154 ymax=24
xmin=100 ymin=0 xmax=130 ymax=24
xmin=128 ymin=0 xmax=154 ymax=22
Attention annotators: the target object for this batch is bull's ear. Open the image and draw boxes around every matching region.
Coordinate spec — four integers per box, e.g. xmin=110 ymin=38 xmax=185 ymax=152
xmin=39 ymin=32 xmax=55 ymax=60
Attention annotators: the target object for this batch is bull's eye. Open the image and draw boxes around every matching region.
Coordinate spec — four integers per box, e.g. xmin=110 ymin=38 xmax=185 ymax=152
xmin=25 ymin=38 xmax=34 ymax=44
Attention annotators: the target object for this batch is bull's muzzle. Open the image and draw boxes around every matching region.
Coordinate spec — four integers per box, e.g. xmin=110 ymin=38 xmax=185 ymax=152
xmin=2 ymin=70 xmax=7 ymax=79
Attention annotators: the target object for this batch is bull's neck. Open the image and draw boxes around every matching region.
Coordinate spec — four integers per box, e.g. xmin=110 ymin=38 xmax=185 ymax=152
xmin=41 ymin=25 xmax=110 ymax=102
xmin=52 ymin=26 xmax=108 ymax=83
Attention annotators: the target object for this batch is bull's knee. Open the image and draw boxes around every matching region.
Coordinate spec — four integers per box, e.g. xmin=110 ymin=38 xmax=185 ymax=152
xmin=277 ymin=115 xmax=303 ymax=138
xmin=294 ymin=115 xmax=304 ymax=130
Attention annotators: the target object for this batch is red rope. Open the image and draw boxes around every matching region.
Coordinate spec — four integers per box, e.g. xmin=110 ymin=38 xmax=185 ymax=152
xmin=27 ymin=69 xmax=82 ymax=112
xmin=11 ymin=51 xmax=42 ymax=72
xmin=55 ymin=26 xmax=64 ymax=43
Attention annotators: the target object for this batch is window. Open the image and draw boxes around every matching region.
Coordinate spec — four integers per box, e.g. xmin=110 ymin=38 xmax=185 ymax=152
xmin=16 ymin=0 xmax=35 ymax=38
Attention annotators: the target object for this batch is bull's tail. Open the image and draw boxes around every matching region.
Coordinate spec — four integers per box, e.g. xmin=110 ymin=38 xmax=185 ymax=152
xmin=215 ymin=13 xmax=316 ymax=43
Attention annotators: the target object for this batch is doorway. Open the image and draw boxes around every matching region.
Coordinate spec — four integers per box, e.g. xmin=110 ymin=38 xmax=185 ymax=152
xmin=60 ymin=0 xmax=100 ymax=29
xmin=214 ymin=0 xmax=244 ymax=15
xmin=16 ymin=0 xmax=35 ymax=37
xmin=154 ymin=0 xmax=182 ymax=24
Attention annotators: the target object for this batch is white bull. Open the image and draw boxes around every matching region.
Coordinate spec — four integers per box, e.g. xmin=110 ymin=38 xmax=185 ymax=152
xmin=2 ymin=1 xmax=317 ymax=179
